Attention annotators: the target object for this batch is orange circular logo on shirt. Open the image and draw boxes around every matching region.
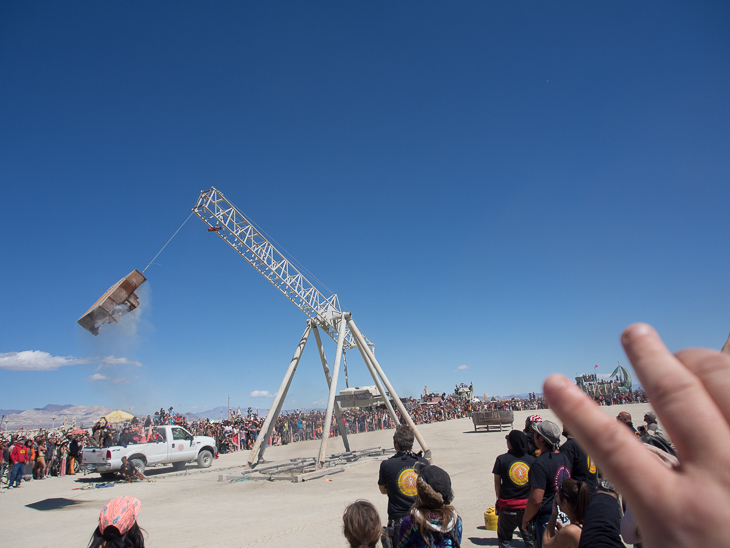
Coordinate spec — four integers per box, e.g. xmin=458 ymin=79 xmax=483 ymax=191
xmin=509 ymin=462 xmax=530 ymax=486
xmin=398 ymin=468 xmax=419 ymax=497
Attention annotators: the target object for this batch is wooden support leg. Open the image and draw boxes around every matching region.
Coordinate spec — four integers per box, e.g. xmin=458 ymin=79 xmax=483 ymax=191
xmin=312 ymin=326 xmax=350 ymax=452
xmin=347 ymin=315 xmax=431 ymax=460
xmin=316 ymin=316 xmax=347 ymax=469
xmin=247 ymin=323 xmax=311 ymax=467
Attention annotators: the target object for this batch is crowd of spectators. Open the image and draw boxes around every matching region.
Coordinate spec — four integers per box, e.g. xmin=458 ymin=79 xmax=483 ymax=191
xmin=0 ymin=429 xmax=84 ymax=487
xmin=64 ymin=324 xmax=730 ymax=548
xmin=0 ymin=384 xmax=647 ymax=490
xmin=589 ymin=390 xmax=647 ymax=406
xmin=0 ymin=360 xmax=716 ymax=548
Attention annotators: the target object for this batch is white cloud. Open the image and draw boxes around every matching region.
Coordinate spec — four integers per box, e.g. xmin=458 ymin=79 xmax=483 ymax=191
xmin=250 ymin=390 xmax=275 ymax=398
xmin=454 ymin=364 xmax=469 ymax=372
xmin=0 ymin=350 xmax=143 ymax=372
xmin=97 ymin=356 xmax=142 ymax=368
xmin=0 ymin=351 xmax=83 ymax=371
xmin=88 ymin=373 xmax=128 ymax=383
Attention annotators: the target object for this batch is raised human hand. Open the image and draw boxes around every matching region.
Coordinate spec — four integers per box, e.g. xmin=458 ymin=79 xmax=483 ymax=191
xmin=543 ymin=323 xmax=730 ymax=548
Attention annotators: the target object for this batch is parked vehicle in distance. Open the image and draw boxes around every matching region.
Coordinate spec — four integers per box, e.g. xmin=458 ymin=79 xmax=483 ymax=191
xmin=81 ymin=425 xmax=217 ymax=479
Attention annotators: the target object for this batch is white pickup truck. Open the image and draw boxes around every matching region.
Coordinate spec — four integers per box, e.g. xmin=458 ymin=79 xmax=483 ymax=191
xmin=81 ymin=425 xmax=218 ymax=479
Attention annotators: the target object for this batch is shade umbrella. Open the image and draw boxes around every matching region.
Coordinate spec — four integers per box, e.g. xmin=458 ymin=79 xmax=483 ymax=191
xmin=105 ymin=409 xmax=135 ymax=423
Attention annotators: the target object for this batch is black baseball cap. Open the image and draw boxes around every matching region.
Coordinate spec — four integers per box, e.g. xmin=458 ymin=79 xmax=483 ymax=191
xmin=417 ymin=464 xmax=453 ymax=504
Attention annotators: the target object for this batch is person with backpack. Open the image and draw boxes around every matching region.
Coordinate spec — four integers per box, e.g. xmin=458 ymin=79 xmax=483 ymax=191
xmin=522 ymin=421 xmax=572 ymax=548
xmin=397 ymin=464 xmax=462 ymax=548
xmin=378 ymin=425 xmax=429 ymax=548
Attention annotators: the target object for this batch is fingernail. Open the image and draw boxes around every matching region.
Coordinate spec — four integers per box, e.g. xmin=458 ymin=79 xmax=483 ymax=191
xmin=622 ymin=323 xmax=652 ymax=342
xmin=545 ymin=375 xmax=568 ymax=391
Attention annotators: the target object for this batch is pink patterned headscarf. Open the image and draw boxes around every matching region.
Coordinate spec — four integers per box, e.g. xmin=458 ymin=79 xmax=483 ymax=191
xmin=99 ymin=496 xmax=141 ymax=535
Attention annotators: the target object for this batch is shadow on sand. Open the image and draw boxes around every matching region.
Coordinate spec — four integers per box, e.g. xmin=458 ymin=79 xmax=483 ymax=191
xmin=26 ymin=497 xmax=87 ymax=511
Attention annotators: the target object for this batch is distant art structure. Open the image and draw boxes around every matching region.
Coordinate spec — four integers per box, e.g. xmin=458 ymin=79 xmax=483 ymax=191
xmin=575 ymin=365 xmax=632 ymax=397
xmin=453 ymin=382 xmax=474 ymax=401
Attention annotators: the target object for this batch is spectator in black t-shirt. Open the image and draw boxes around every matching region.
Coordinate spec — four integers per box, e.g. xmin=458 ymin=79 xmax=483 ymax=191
xmin=120 ymin=456 xmax=137 ymax=482
xmin=560 ymin=427 xmax=598 ymax=492
xmin=68 ymin=437 xmax=80 ymax=475
xmin=493 ymin=430 xmax=535 ymax=548
xmin=524 ymin=415 xmax=543 ymax=458
xmin=119 ymin=428 xmax=134 ymax=446
xmin=522 ymin=420 xmax=571 ymax=548
xmin=102 ymin=429 xmax=114 ymax=448
xmin=378 ymin=425 xmax=428 ymax=548
xmin=577 ymin=480 xmax=624 ymax=548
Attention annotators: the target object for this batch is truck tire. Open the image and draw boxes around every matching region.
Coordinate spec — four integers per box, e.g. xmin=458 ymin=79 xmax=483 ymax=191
xmin=197 ymin=450 xmax=213 ymax=468
xmin=100 ymin=472 xmax=117 ymax=480
xmin=130 ymin=458 xmax=146 ymax=475
xmin=172 ymin=461 xmax=186 ymax=471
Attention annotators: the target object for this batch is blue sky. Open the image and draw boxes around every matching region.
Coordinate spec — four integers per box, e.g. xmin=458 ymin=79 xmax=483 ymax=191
xmin=1 ymin=2 xmax=728 ymax=415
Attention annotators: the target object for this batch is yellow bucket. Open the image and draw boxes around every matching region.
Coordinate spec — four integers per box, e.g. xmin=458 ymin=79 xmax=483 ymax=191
xmin=484 ymin=507 xmax=498 ymax=530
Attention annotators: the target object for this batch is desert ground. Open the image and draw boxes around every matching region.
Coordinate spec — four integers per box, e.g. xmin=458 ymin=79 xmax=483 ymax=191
xmin=0 ymin=403 xmax=652 ymax=547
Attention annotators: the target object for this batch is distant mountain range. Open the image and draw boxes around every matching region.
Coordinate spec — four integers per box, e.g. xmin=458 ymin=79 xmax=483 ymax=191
xmin=1 ymin=404 xmax=113 ymax=431
xmin=194 ymin=406 xmax=227 ymax=420
xmin=0 ymin=404 xmax=75 ymax=416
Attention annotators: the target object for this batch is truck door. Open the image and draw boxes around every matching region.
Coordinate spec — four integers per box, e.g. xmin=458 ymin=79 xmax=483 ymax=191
xmin=145 ymin=427 xmax=170 ymax=464
xmin=170 ymin=427 xmax=196 ymax=461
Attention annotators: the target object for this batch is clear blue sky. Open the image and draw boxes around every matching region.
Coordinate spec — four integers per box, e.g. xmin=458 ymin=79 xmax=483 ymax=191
xmin=1 ymin=2 xmax=728 ymax=415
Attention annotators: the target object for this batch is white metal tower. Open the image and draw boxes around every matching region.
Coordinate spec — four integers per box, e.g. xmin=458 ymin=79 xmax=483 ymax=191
xmin=193 ymin=188 xmax=431 ymax=467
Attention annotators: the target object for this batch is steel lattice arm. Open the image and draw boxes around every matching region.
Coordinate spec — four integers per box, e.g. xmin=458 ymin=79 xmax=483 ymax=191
xmin=193 ymin=187 xmax=363 ymax=349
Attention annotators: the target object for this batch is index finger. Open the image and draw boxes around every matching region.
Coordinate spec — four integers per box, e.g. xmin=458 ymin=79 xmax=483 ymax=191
xmin=621 ymin=324 xmax=730 ymax=462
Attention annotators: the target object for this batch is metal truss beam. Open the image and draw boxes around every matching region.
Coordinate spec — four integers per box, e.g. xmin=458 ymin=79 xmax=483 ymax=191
xmin=193 ymin=187 xmax=366 ymax=349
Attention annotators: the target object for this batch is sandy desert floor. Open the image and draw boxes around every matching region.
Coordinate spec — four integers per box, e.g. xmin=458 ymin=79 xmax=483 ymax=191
xmin=0 ymin=403 xmax=652 ymax=547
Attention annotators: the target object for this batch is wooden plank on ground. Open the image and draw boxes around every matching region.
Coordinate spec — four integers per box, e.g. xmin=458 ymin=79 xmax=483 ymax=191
xmin=294 ymin=466 xmax=344 ymax=483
